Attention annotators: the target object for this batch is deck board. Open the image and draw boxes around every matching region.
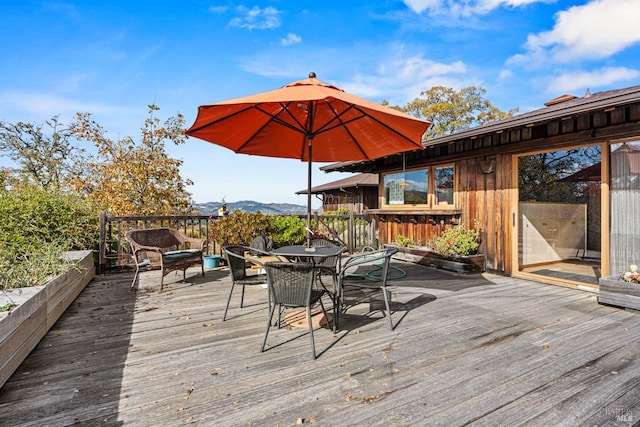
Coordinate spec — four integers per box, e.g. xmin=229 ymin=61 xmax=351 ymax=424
xmin=1 ymin=260 xmax=639 ymax=426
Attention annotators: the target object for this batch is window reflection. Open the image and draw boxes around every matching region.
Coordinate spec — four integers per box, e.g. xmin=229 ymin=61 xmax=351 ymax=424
xmin=435 ymin=166 xmax=454 ymax=205
xmin=384 ymin=169 xmax=428 ymax=205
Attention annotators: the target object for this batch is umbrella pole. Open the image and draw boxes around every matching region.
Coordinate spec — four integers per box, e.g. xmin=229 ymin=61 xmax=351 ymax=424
xmin=306 ymin=138 xmax=314 ymax=251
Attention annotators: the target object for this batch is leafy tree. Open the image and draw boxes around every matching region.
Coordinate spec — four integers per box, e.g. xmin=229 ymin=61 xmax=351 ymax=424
xmin=389 ymin=86 xmax=516 ymax=139
xmin=70 ymin=105 xmax=194 ymax=216
xmin=0 ymin=116 xmax=88 ymax=189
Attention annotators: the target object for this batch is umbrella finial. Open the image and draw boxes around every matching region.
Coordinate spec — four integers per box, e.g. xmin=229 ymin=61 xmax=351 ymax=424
xmin=309 ymin=72 xmax=316 ymax=78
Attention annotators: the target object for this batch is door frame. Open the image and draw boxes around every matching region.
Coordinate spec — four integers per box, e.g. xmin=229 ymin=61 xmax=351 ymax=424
xmin=510 ymin=141 xmax=609 ymax=288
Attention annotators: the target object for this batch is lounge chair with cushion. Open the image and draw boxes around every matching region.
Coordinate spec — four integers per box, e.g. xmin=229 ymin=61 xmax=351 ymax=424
xmin=125 ymin=228 xmax=207 ymax=293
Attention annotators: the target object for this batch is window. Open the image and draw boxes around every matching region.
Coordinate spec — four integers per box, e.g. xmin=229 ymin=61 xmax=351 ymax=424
xmin=384 ymin=168 xmax=428 ymax=205
xmin=435 ymin=166 xmax=454 ymax=205
xmin=383 ymin=164 xmax=455 ymax=207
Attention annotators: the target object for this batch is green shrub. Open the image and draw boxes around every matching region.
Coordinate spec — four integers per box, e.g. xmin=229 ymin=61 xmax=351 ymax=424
xmin=0 ymin=241 xmax=80 ymax=290
xmin=394 ymin=235 xmax=414 ymax=248
xmin=209 ymin=211 xmax=308 ymax=248
xmin=430 ymin=223 xmax=480 ymax=256
xmin=270 ymin=215 xmax=307 ymax=246
xmin=208 ymin=211 xmax=272 ymax=247
xmin=322 ymin=208 xmax=351 ymax=216
xmin=0 ymin=185 xmax=99 ymax=290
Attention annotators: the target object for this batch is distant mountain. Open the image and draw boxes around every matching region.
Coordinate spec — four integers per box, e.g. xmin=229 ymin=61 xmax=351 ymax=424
xmin=193 ymin=200 xmax=310 ymax=216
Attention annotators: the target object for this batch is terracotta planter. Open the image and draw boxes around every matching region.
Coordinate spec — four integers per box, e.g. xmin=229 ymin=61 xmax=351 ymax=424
xmin=598 ymin=275 xmax=640 ymax=310
xmin=385 ymin=244 xmax=485 ymax=273
xmin=0 ymin=250 xmax=95 ymax=388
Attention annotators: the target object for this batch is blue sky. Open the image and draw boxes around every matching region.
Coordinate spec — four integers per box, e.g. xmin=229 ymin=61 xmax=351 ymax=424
xmin=1 ymin=0 xmax=639 ymax=208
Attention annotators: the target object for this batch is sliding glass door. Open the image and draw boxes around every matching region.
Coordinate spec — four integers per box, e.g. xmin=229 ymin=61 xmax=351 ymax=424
xmin=517 ymin=145 xmax=602 ymax=286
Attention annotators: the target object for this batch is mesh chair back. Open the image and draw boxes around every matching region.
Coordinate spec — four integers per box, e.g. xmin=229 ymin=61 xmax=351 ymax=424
xmin=337 ymin=247 xmax=399 ymax=330
xmin=310 ymin=238 xmax=342 ymax=269
xmin=224 ymin=245 xmax=248 ymax=281
xmin=340 ymin=247 xmax=396 ymax=280
xmin=264 ymin=262 xmax=315 ymax=308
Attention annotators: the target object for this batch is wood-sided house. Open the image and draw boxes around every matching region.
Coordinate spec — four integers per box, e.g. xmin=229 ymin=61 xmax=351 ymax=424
xmin=296 ymin=173 xmax=379 ymax=213
xmin=323 ymin=86 xmax=640 ymax=290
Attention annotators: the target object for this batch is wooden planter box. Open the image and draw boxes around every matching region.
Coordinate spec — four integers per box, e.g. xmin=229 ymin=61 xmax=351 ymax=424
xmin=598 ymin=275 xmax=640 ymax=311
xmin=0 ymin=250 xmax=95 ymax=388
xmin=385 ymin=245 xmax=485 ymax=273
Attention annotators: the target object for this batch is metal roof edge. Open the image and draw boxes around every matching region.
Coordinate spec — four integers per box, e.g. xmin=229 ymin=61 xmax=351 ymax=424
xmin=426 ymin=85 xmax=640 ymax=146
xmin=322 ymin=85 xmax=640 ymax=173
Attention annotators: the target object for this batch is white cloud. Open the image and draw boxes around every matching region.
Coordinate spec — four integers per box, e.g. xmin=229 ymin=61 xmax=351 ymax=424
xmin=498 ymin=69 xmax=513 ymax=80
xmin=471 ymin=0 xmax=549 ymax=14
xmin=0 ymin=90 xmax=140 ymax=134
xmin=238 ymin=45 xmax=476 ymax=105
xmin=510 ymin=0 xmax=640 ymax=66
xmin=337 ymin=50 xmax=473 ymax=105
xmin=209 ymin=6 xmax=228 ymax=13
xmin=546 ymin=66 xmax=640 ymax=94
xmin=402 ymin=0 xmax=443 ymax=14
xmin=281 ymin=33 xmax=302 ymax=46
xmin=403 ymin=0 xmax=550 ymax=16
xmin=1 ymin=91 xmax=103 ymax=118
xmin=229 ymin=6 xmax=281 ymax=30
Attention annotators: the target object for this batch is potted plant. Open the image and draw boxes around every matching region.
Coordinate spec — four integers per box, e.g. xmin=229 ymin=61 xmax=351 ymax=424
xmin=598 ymin=264 xmax=640 ymax=310
xmin=430 ymin=223 xmax=481 ymax=257
xmin=386 ymin=223 xmax=485 ymax=273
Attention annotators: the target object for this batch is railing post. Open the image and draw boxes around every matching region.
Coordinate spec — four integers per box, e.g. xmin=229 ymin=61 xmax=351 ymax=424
xmin=348 ymin=211 xmax=354 ymax=253
xmin=370 ymin=213 xmax=377 ymax=248
xmin=313 ymin=211 xmax=319 ymax=235
xmin=98 ymin=211 xmax=106 ymax=274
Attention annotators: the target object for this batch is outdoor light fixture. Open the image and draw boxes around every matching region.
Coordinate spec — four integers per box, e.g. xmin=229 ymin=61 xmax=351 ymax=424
xmin=400 ymin=153 xmax=409 ymax=187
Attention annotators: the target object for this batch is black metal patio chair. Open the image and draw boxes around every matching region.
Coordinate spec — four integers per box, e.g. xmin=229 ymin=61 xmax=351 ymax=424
xmin=337 ymin=246 xmax=399 ymax=331
xmin=310 ymin=238 xmax=343 ymax=291
xmin=223 ymin=245 xmax=282 ymax=321
xmin=261 ymin=261 xmax=333 ymax=359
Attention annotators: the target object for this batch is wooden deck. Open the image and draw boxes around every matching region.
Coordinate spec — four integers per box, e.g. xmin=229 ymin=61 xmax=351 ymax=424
xmin=1 ymin=260 xmax=639 ymax=426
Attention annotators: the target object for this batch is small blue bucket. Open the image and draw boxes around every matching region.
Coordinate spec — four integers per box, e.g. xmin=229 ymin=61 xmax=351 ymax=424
xmin=203 ymin=255 xmax=221 ymax=269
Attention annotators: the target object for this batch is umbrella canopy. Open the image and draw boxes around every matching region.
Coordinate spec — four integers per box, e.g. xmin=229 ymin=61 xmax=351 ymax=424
xmin=186 ymin=72 xmax=431 ymax=248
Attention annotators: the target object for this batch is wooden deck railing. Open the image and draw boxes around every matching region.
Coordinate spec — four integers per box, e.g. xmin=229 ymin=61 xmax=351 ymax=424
xmin=98 ymin=211 xmax=377 ymax=274
xmin=98 ymin=212 xmax=213 ymax=274
xmin=314 ymin=212 xmax=377 ymax=251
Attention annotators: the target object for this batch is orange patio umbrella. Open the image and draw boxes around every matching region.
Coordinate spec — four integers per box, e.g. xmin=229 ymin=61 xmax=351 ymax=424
xmin=186 ymin=72 xmax=430 ymax=249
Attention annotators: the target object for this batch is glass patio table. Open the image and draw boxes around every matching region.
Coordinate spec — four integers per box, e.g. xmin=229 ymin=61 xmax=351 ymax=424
xmin=271 ymin=244 xmax=345 ymax=260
